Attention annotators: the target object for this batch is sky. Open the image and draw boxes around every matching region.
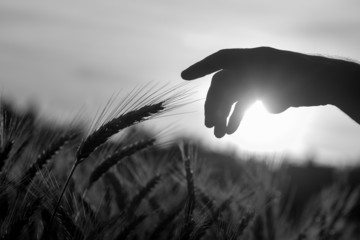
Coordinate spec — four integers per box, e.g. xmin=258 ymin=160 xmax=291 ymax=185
xmin=1 ymin=0 xmax=360 ymax=165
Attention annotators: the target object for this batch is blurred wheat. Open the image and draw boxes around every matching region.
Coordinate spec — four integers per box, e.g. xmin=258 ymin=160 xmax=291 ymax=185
xmin=0 ymin=84 xmax=359 ymax=240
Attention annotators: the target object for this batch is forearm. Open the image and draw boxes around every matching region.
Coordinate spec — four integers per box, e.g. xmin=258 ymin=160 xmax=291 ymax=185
xmin=259 ymin=47 xmax=360 ymax=122
xmin=295 ymin=51 xmax=360 ymax=123
xmin=325 ymin=58 xmax=360 ymax=123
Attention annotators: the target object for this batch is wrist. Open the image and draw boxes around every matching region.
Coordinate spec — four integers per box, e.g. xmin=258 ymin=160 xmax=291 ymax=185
xmin=317 ymin=57 xmax=360 ymax=123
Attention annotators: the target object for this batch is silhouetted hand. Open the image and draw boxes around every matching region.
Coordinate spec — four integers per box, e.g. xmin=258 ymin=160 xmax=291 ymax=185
xmin=182 ymin=47 xmax=360 ymax=138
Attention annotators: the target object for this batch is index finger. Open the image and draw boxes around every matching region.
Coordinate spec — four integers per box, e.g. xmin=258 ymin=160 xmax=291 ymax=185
xmin=181 ymin=49 xmax=241 ymax=80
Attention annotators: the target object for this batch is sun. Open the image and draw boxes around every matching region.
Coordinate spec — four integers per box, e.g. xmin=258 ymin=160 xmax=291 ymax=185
xmin=242 ymin=100 xmax=268 ymax=125
xmin=237 ymin=100 xmax=273 ymax=144
xmin=228 ymin=100 xmax=308 ymax=155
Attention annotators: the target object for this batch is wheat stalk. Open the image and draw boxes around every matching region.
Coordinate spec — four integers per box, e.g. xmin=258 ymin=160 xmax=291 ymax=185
xmin=21 ymin=134 xmax=75 ymax=188
xmin=113 ymin=214 xmax=147 ymax=240
xmin=50 ymin=83 xmax=191 ymax=227
xmin=0 ymin=140 xmax=13 ymax=173
xmin=149 ymin=198 xmax=186 ymax=240
xmin=76 ymin=103 xmax=163 ymax=163
xmin=77 ymin=82 xmax=192 ymax=164
xmin=5 ymin=136 xmax=31 ymax=173
xmin=87 ymin=138 xmax=155 ymax=189
xmin=3 ymin=197 xmax=42 ymax=240
xmin=75 ymin=193 xmax=98 ymax=225
xmin=196 ymin=188 xmax=216 ymax=215
xmin=126 ymin=174 xmax=162 ymax=214
xmin=184 ymin=157 xmax=195 ymax=222
xmin=104 ymin=172 xmax=128 ymax=210
xmin=58 ymin=206 xmax=85 ymax=240
xmin=101 ymin=186 xmax=113 ymax=218
xmin=178 ymin=143 xmax=196 ymax=240
xmin=236 ymin=210 xmax=255 ymax=237
xmin=189 ymin=214 xmax=213 ymax=240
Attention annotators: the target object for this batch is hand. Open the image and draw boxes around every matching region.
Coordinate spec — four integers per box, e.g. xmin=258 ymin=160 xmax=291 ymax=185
xmin=181 ymin=47 xmax=360 ymax=138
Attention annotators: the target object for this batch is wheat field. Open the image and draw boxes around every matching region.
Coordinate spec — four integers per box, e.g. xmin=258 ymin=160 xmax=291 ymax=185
xmin=0 ymin=87 xmax=359 ymax=240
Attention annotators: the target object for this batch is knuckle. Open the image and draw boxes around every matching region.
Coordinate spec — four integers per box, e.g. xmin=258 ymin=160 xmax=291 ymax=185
xmin=215 ymin=49 xmax=232 ymax=60
xmin=256 ymin=46 xmax=274 ymax=52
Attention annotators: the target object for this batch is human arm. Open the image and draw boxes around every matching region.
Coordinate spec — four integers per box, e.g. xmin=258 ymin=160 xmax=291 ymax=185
xmin=181 ymin=47 xmax=360 ymax=138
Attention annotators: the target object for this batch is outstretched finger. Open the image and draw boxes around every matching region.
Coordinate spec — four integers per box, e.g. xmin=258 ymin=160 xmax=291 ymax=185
xmin=181 ymin=49 xmax=242 ymax=80
xmin=205 ymin=99 xmax=233 ymax=138
xmin=204 ymin=71 xmax=236 ymax=138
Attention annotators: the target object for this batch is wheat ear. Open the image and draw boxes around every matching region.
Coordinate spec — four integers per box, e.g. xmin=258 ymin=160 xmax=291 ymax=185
xmin=178 ymin=143 xmax=196 ymax=240
xmin=114 ymin=214 xmax=147 ymax=240
xmin=76 ymin=103 xmax=163 ymax=163
xmin=50 ymin=104 xmax=164 ymax=226
xmin=183 ymin=154 xmax=195 ymax=220
xmin=58 ymin=206 xmax=85 ymax=240
xmin=0 ymin=140 xmax=13 ymax=173
xmin=87 ymin=138 xmax=155 ymax=189
xmin=4 ymin=197 xmax=42 ymax=240
xmin=189 ymin=194 xmax=231 ymax=240
xmin=51 ymin=83 xmax=190 ymax=227
xmin=149 ymin=198 xmax=186 ymax=240
xmin=104 ymin=172 xmax=128 ymax=210
xmin=126 ymin=174 xmax=162 ymax=214
xmin=21 ymin=134 xmax=75 ymax=188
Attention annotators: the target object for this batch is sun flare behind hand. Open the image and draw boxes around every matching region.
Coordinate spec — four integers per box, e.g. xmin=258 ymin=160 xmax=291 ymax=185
xmin=229 ymin=100 xmax=308 ymax=154
xmin=243 ymin=100 xmax=268 ymax=122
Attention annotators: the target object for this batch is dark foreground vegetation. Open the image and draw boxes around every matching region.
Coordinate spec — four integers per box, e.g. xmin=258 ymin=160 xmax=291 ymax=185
xmin=1 ymin=90 xmax=360 ymax=240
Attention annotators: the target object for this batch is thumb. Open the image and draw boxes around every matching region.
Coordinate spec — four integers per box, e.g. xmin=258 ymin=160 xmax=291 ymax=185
xmin=226 ymin=102 xmax=243 ymax=134
xmin=226 ymin=99 xmax=253 ymax=134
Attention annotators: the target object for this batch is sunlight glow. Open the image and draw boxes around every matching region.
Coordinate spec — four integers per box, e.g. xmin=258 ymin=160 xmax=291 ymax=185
xmin=228 ymin=100 xmax=309 ymax=155
xmin=243 ymin=100 xmax=268 ymax=123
